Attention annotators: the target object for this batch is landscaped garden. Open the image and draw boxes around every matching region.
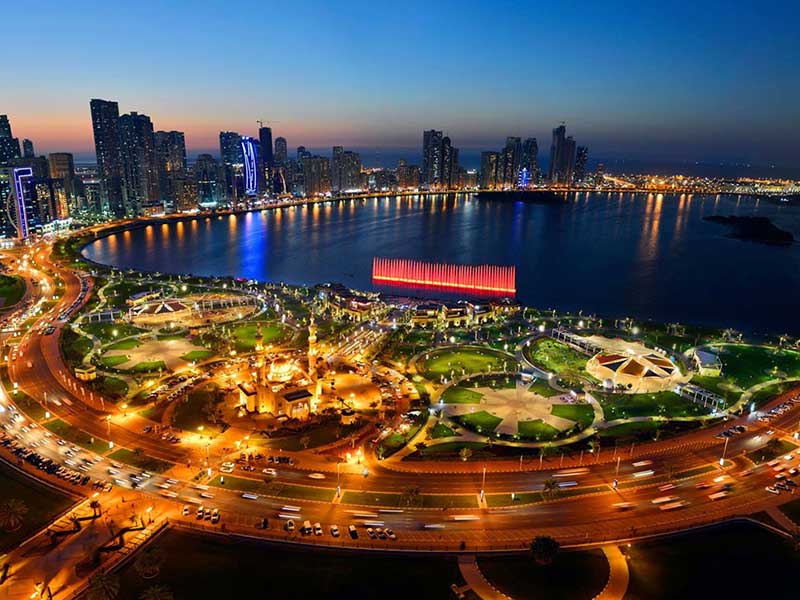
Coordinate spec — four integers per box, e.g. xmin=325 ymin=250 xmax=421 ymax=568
xmin=593 ymin=391 xmax=705 ymax=420
xmin=523 ymin=338 xmax=593 ymax=385
xmin=0 ymin=274 xmax=25 ymax=309
xmin=418 ymin=346 xmax=515 ymax=381
xmin=230 ymin=320 xmax=291 ymax=351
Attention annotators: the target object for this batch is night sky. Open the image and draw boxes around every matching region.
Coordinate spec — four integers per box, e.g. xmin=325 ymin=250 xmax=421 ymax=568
xmin=5 ymin=0 xmax=799 ymax=167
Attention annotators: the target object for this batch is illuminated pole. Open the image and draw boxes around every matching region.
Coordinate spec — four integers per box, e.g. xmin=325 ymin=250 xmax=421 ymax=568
xmin=720 ymin=436 xmax=729 ymax=467
xmin=480 ymin=465 xmax=486 ymax=500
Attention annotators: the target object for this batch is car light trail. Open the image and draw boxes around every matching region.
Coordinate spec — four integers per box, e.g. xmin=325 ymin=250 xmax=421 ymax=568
xmin=372 ymin=257 xmax=516 ymax=295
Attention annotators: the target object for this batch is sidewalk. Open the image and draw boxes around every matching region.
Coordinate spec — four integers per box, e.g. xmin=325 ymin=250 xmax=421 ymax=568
xmin=594 ymin=545 xmax=629 ymax=600
xmin=457 ymin=555 xmax=512 ymax=600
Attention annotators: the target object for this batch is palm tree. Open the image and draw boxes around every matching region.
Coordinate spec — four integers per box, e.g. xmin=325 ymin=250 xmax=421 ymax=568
xmin=0 ymin=498 xmax=28 ymax=532
xmin=530 ymin=535 xmax=560 ymax=565
xmin=87 ymin=573 xmax=119 ymax=600
xmin=139 ymin=585 xmax=174 ymax=600
xmin=542 ymin=477 xmax=560 ymax=500
xmin=134 ymin=548 xmax=164 ymax=580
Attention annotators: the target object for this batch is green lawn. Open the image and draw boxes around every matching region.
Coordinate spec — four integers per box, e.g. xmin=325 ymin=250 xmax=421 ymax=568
xmin=523 ymin=339 xmax=590 ymax=379
xmin=95 ymin=375 xmax=128 ymax=398
xmin=59 ymin=328 xmax=94 ymax=365
xmin=430 ymin=421 xmax=458 ymax=439
xmin=745 ymin=440 xmax=798 ymax=464
xmin=594 ymin=391 xmax=705 ymax=420
xmin=266 ymin=420 xmax=364 ymax=451
xmin=550 ymin=404 xmax=595 ymax=429
xmin=108 ymin=448 xmax=172 ymax=473
xmin=418 ymin=347 xmax=514 ymax=380
xmin=528 ymin=378 xmax=558 ymax=397
xmin=342 ymin=490 xmax=477 ymax=509
xmin=209 ymin=475 xmax=267 ymax=493
xmin=0 ymin=274 xmax=25 ymax=308
xmin=180 ymin=349 xmax=215 ymax=362
xmin=748 ymin=381 xmax=800 ymax=409
xmin=0 ymin=460 xmax=75 ymax=552
xmin=231 ymin=321 xmax=290 ymax=351
xmin=440 ymin=386 xmax=483 ymax=404
xmin=106 ymin=338 xmax=140 ymax=351
xmin=82 ymin=321 xmax=145 ymax=344
xmin=43 ymin=419 xmax=109 ymax=454
xmin=518 ymin=419 xmax=561 ymax=440
xmin=97 ymin=354 xmax=130 ymax=368
xmin=454 ymin=410 xmax=503 ymax=433
xmin=126 ymin=360 xmax=167 ymax=373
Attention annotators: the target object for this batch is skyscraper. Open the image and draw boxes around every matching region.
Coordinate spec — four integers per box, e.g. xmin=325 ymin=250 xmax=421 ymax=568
xmin=48 ymin=152 xmax=76 ymax=201
xmin=90 ymin=99 xmax=126 ymax=217
xmin=479 ymin=151 xmax=500 ymax=189
xmin=22 ymin=139 xmax=34 ymax=158
xmin=422 ymin=129 xmax=443 ymax=187
xmin=302 ymin=156 xmax=331 ymax=196
xmin=549 ymin=123 xmax=577 ymax=185
xmin=501 ymin=137 xmax=522 ymax=188
xmin=154 ymin=131 xmax=187 ymax=211
xmin=0 ymin=115 xmax=21 ymax=167
xmin=258 ymin=126 xmax=273 ymax=196
xmin=331 ymin=146 xmax=362 ymax=193
xmin=119 ymin=111 xmax=159 ymax=214
xmin=521 ymin=138 xmax=538 ymax=183
xmin=574 ymin=146 xmax=588 ymax=183
xmin=219 ymin=131 xmax=243 ymax=201
xmin=241 ymin=136 xmax=260 ymax=196
xmin=274 ymin=137 xmax=287 ymax=164
xmin=193 ymin=154 xmax=224 ymax=207
xmin=396 ymin=160 xmax=421 ymax=190
xmin=440 ymin=136 xmax=455 ymax=189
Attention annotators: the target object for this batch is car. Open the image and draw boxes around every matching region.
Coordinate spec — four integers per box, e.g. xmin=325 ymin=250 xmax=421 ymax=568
xmin=386 ymin=528 xmax=396 ymax=540
xmin=204 ymin=508 xmax=212 ymax=520
xmin=285 ymin=519 xmax=295 ymax=532
xmin=348 ymin=525 xmax=358 ymax=539
xmin=302 ymin=520 xmax=313 ymax=535
xmin=182 ymin=505 xmax=190 ymax=516
xmin=765 ymin=486 xmax=780 ymax=495
xmin=220 ymin=462 xmax=235 ymax=474
xmin=330 ymin=524 xmax=340 ymax=537
xmin=314 ymin=522 xmax=323 ymax=536
xmin=307 ymin=473 xmax=326 ymax=480
xmin=376 ymin=527 xmax=387 ymax=539
xmin=211 ymin=508 xmax=220 ymax=523
xmin=366 ymin=527 xmax=376 ymax=539
xmin=197 ymin=506 xmax=205 ymax=518
xmin=262 ymin=468 xmax=277 ymax=477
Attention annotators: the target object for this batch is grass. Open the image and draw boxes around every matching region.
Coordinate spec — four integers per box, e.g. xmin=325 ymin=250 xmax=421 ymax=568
xmin=0 ymin=274 xmax=25 ymax=308
xmin=105 ymin=338 xmax=140 ymax=351
xmin=82 ymin=321 xmax=145 ymax=344
xmin=97 ymin=354 xmax=130 ymax=368
xmin=266 ymin=420 xmax=364 ymax=451
xmin=180 ymin=349 xmax=215 ymax=362
xmin=231 ymin=321 xmax=290 ymax=352
xmin=523 ymin=338 xmax=589 ymax=376
xmin=745 ymin=440 xmax=798 ymax=464
xmin=430 ymin=421 xmax=458 ymax=439
xmin=550 ymin=404 xmax=595 ymax=429
xmin=594 ymin=391 xmax=705 ymax=420
xmin=418 ymin=347 xmax=514 ymax=380
xmin=209 ymin=475 xmax=266 ymax=493
xmin=527 ymin=378 xmax=558 ymax=397
xmin=0 ymin=460 xmax=75 ymax=552
xmin=598 ymin=419 xmax=708 ymax=442
xmin=59 ymin=328 xmax=93 ymax=365
xmin=453 ymin=410 xmax=503 ymax=433
xmin=126 ymin=360 xmax=167 ymax=373
xmin=478 ymin=550 xmax=610 ymax=600
xmin=94 ymin=375 xmax=128 ymax=398
xmin=342 ymin=490 xmax=478 ymax=509
xmin=440 ymin=386 xmax=483 ymax=404
xmin=43 ymin=419 xmax=109 ymax=454
xmin=518 ymin=419 xmax=561 ymax=440
xmin=748 ymin=381 xmax=800 ymax=409
xmin=8 ymin=389 xmax=47 ymax=420
xmin=107 ymin=448 xmax=172 ymax=473
xmin=109 ymin=529 xmax=464 ymax=600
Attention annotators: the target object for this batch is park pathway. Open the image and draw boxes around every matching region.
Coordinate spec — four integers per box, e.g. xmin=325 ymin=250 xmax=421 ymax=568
xmin=457 ymin=555 xmax=512 ymax=600
xmin=593 ymin=545 xmax=629 ymax=600
xmin=766 ymin=505 xmax=799 ymax=533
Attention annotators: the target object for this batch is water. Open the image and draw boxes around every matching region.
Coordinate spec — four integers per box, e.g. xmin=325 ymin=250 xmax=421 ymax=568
xmin=82 ymin=193 xmax=800 ymax=334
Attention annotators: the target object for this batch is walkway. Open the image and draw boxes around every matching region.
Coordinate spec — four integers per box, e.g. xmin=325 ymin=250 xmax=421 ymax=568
xmin=767 ymin=505 xmax=799 ymax=533
xmin=594 ymin=545 xmax=629 ymax=600
xmin=457 ymin=555 xmax=512 ymax=600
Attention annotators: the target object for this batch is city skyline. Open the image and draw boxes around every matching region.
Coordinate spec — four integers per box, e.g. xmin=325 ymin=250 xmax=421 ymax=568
xmin=4 ymin=1 xmax=799 ymax=167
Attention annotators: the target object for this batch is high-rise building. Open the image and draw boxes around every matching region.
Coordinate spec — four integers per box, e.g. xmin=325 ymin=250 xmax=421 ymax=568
xmin=440 ymin=136 xmax=457 ymax=189
xmin=574 ymin=146 xmax=588 ymax=183
xmin=0 ymin=115 xmax=21 ymax=167
xmin=119 ymin=111 xmax=159 ymax=214
xmin=22 ymin=139 xmax=34 ymax=158
xmin=296 ymin=146 xmax=311 ymax=162
xmin=48 ymin=152 xmax=76 ymax=200
xmin=302 ymin=156 xmax=331 ymax=196
xmin=422 ymin=129 xmax=443 ymax=187
xmin=274 ymin=136 xmax=287 ymax=164
xmin=258 ymin=126 xmax=273 ymax=196
xmin=331 ymin=146 xmax=362 ymax=193
xmin=240 ymin=136 xmax=260 ymax=196
xmin=154 ymin=131 xmax=187 ymax=212
xmin=193 ymin=153 xmax=224 ymax=207
xmin=549 ymin=123 xmax=577 ymax=185
xmin=521 ymin=138 xmax=538 ymax=183
xmin=396 ymin=160 xmax=420 ymax=190
xmin=219 ymin=131 xmax=243 ymax=201
xmin=479 ymin=151 xmax=500 ymax=189
xmin=501 ymin=137 xmax=522 ymax=188
xmin=90 ymin=99 xmax=126 ymax=217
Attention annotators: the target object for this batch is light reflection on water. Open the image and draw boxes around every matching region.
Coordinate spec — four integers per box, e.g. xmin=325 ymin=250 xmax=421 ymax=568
xmin=84 ymin=193 xmax=800 ymax=334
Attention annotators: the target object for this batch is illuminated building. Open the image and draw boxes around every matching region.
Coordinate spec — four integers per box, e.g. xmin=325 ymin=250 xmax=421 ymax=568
xmin=258 ymin=126 xmax=273 ymax=195
xmin=219 ymin=131 xmax=243 ymax=201
xmin=396 ymin=160 xmax=420 ymax=189
xmin=574 ymin=146 xmax=589 ymax=183
xmin=119 ymin=111 xmax=159 ymax=214
xmin=501 ymin=136 xmax=521 ymax=188
xmin=193 ymin=153 xmax=224 ymax=208
xmin=154 ymin=130 xmax=188 ymax=212
xmin=521 ymin=138 xmax=538 ymax=183
xmin=48 ymin=152 xmax=76 ymax=203
xmin=90 ymin=99 xmax=126 ymax=217
xmin=22 ymin=138 xmax=34 ymax=158
xmin=422 ymin=129 xmax=443 ymax=187
xmin=549 ymin=123 xmax=576 ymax=185
xmin=11 ymin=166 xmax=34 ymax=239
xmin=0 ymin=115 xmax=21 ymax=167
xmin=479 ymin=151 xmax=500 ymax=189
xmin=302 ymin=155 xmax=331 ymax=196
xmin=274 ymin=136 xmax=287 ymax=164
xmin=240 ymin=136 xmax=260 ymax=196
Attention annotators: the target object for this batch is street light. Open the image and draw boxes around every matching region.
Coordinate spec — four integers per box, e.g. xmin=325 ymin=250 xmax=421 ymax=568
xmin=720 ymin=436 xmax=730 ymax=467
xmin=480 ymin=465 xmax=486 ymax=500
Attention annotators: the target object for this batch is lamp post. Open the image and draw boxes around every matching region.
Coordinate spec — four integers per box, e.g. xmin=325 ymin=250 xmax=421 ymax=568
xmin=480 ymin=465 xmax=486 ymax=500
xmin=720 ymin=436 xmax=729 ymax=467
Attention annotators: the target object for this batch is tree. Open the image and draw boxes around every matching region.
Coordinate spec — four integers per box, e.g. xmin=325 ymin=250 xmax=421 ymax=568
xmin=134 ymin=548 xmax=164 ymax=580
xmin=542 ymin=478 xmax=560 ymax=500
xmin=0 ymin=498 xmax=28 ymax=532
xmin=90 ymin=500 xmax=102 ymax=517
xmin=299 ymin=435 xmax=311 ymax=450
xmin=139 ymin=585 xmax=174 ymax=600
xmin=87 ymin=573 xmax=120 ymax=600
xmin=530 ymin=535 xmax=560 ymax=565
xmin=459 ymin=447 xmax=473 ymax=462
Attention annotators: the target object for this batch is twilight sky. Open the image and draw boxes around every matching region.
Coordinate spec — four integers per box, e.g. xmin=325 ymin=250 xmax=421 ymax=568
xmin=4 ymin=0 xmax=799 ymax=166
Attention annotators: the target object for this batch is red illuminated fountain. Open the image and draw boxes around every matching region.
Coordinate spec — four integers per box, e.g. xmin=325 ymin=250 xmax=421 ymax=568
xmin=372 ymin=257 xmax=516 ymax=296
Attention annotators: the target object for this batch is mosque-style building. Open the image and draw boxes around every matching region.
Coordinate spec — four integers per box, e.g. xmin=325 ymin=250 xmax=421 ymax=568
xmin=237 ymin=321 xmax=320 ymax=421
